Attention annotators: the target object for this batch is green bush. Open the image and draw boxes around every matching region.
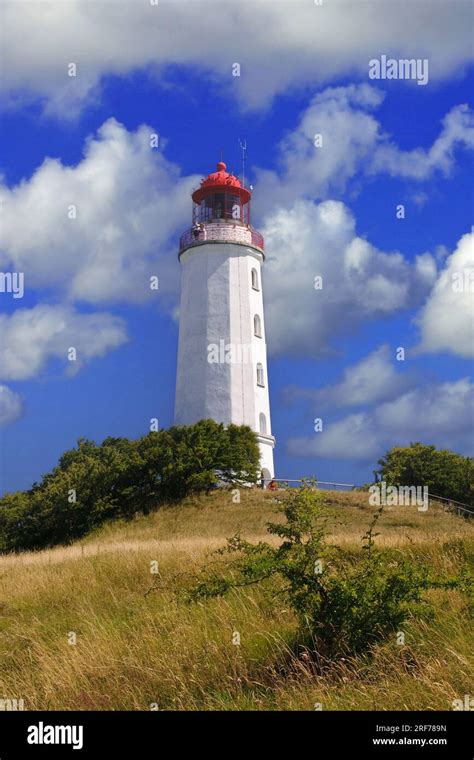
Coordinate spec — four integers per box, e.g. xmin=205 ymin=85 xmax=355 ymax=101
xmin=376 ymin=442 xmax=473 ymax=507
xmin=189 ymin=484 xmax=467 ymax=658
xmin=0 ymin=421 xmax=260 ymax=553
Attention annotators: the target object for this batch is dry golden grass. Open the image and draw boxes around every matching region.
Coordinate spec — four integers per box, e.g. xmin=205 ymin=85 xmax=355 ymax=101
xmin=0 ymin=489 xmax=472 ymax=710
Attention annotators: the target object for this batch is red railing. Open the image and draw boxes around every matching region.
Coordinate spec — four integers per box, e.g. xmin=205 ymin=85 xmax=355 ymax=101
xmin=179 ymin=223 xmax=264 ymax=254
xmin=250 ymin=228 xmax=264 ymax=250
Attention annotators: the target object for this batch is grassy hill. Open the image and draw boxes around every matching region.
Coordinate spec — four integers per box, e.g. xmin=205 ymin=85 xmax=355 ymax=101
xmin=0 ymin=489 xmax=472 ymax=711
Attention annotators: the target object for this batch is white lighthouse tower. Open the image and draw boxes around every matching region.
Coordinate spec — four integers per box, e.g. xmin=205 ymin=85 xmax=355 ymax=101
xmin=174 ymin=161 xmax=275 ymax=481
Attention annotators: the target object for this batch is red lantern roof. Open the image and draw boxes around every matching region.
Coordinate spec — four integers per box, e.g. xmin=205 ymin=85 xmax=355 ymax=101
xmin=192 ymin=161 xmax=251 ymax=204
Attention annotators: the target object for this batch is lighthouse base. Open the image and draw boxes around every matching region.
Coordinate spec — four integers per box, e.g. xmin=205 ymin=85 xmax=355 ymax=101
xmin=257 ymin=433 xmax=276 ymax=483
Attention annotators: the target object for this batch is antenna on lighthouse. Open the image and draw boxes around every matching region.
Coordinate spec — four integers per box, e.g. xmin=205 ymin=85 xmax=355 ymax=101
xmin=238 ymin=138 xmax=247 ymax=188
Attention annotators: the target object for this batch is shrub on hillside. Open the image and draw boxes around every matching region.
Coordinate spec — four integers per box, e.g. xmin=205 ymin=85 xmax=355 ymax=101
xmin=189 ymin=485 xmax=467 ymax=658
xmin=376 ymin=443 xmax=473 ymax=507
xmin=138 ymin=420 xmax=260 ymax=502
xmin=0 ymin=421 xmax=260 ymax=552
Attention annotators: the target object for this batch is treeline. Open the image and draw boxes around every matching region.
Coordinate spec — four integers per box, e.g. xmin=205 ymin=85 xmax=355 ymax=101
xmin=0 ymin=420 xmax=260 ymax=553
xmin=376 ymin=443 xmax=473 ymax=507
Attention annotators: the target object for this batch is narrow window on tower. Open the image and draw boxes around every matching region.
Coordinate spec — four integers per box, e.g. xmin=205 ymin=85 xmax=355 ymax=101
xmin=256 ymin=363 xmax=265 ymax=387
xmin=259 ymin=413 xmax=267 ymax=435
xmin=251 ymin=268 xmax=259 ymax=291
xmin=254 ymin=314 xmax=262 ymax=338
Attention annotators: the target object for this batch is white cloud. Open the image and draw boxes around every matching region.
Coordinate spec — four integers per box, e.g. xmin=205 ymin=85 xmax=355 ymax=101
xmin=262 ymin=200 xmax=437 ymax=356
xmin=370 ymin=104 xmax=474 ymax=179
xmin=1 ymin=1 xmax=473 ymax=116
xmin=285 ymin=345 xmax=412 ymax=408
xmin=416 ymin=231 xmax=474 ymax=358
xmin=0 ymin=305 xmax=128 ymax=381
xmin=289 ymin=411 xmax=378 ymax=461
xmin=0 ymin=385 xmax=23 ymax=427
xmin=254 ymin=85 xmax=384 ymax=212
xmin=0 ymin=118 xmax=198 ymax=305
xmin=287 ymin=378 xmax=474 ymax=461
xmin=253 ymin=87 xmax=474 ymax=215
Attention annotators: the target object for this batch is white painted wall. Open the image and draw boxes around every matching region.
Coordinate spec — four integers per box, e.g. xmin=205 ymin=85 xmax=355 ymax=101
xmin=175 ymin=241 xmax=275 ymax=477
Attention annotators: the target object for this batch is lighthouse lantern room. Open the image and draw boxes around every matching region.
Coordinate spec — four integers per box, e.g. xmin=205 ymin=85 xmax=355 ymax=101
xmin=174 ymin=161 xmax=275 ymax=481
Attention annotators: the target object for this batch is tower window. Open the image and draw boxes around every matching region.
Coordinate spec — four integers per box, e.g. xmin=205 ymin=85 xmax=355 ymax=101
xmin=251 ymin=268 xmax=259 ymax=291
xmin=256 ymin=363 xmax=265 ymax=387
xmin=254 ymin=314 xmax=262 ymax=338
xmin=259 ymin=413 xmax=267 ymax=435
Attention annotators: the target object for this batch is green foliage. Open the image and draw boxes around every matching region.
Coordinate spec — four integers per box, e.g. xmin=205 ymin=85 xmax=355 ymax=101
xmin=0 ymin=421 xmax=260 ymax=553
xmin=190 ymin=485 xmax=467 ymax=658
xmin=0 ymin=491 xmax=33 ymax=552
xmin=141 ymin=420 xmax=260 ymax=503
xmin=376 ymin=442 xmax=473 ymax=507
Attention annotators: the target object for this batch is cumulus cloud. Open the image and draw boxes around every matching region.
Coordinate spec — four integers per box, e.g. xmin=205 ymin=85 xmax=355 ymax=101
xmin=0 ymin=305 xmax=128 ymax=381
xmin=2 ymin=1 xmax=473 ymax=115
xmin=284 ymin=345 xmax=412 ymax=408
xmin=370 ymin=104 xmax=474 ymax=179
xmin=255 ymin=85 xmax=472 ymax=358
xmin=253 ymin=87 xmax=474 ymax=215
xmin=0 ymin=385 xmax=23 ymax=426
xmin=416 ymin=231 xmax=474 ymax=358
xmin=254 ymin=85 xmax=384 ymax=211
xmin=287 ymin=378 xmax=474 ymax=461
xmin=0 ymin=118 xmax=198 ymax=305
xmin=262 ymin=200 xmax=437 ymax=356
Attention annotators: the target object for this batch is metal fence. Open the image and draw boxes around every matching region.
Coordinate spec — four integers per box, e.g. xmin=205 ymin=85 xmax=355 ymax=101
xmin=427 ymin=493 xmax=473 ymax=517
xmin=261 ymin=478 xmax=356 ymax=491
xmin=261 ymin=479 xmax=473 ymax=516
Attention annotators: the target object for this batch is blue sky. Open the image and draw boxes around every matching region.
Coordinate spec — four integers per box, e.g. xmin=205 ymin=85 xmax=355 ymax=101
xmin=0 ymin=0 xmax=473 ymax=494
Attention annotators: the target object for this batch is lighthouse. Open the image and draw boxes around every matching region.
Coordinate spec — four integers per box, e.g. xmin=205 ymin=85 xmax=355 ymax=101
xmin=174 ymin=161 xmax=275 ymax=481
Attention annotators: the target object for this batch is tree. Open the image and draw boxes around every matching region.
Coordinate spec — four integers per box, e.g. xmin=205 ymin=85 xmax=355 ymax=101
xmin=0 ymin=491 xmax=33 ymax=552
xmin=0 ymin=421 xmax=261 ymax=553
xmin=376 ymin=443 xmax=473 ymax=507
xmin=139 ymin=420 xmax=260 ymax=502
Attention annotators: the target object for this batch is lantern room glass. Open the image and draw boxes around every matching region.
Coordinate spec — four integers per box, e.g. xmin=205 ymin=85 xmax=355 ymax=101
xmin=192 ymin=192 xmax=249 ymax=225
